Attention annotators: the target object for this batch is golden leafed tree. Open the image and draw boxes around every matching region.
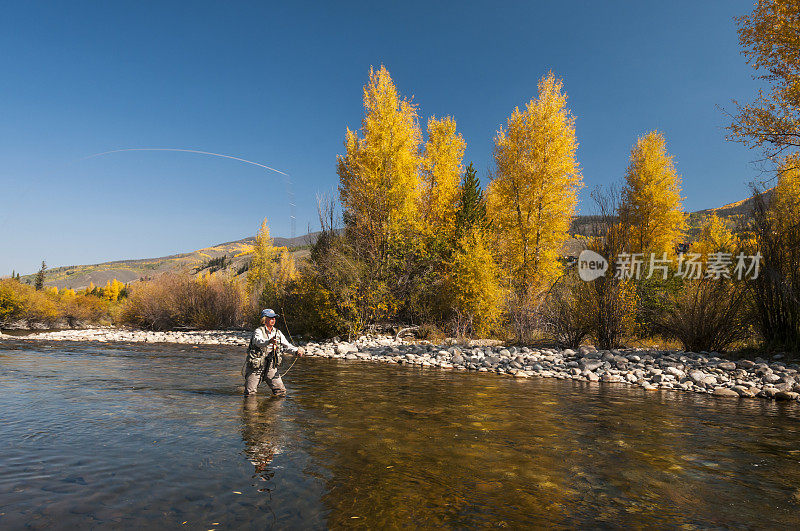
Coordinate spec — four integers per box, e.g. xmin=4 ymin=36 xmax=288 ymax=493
xmin=247 ymin=218 xmax=296 ymax=306
xmin=619 ymin=131 xmax=686 ymax=254
xmin=692 ymin=213 xmax=735 ymax=259
xmin=746 ymin=153 xmax=800 ymax=347
xmin=102 ymin=278 xmax=124 ymax=301
xmin=487 ymin=71 xmax=583 ymax=303
xmin=729 ymin=0 xmax=800 ymax=158
xmin=420 ymin=116 xmax=466 ymax=240
xmin=274 ymin=249 xmax=297 ymax=289
xmin=447 ymin=227 xmax=505 ymax=337
xmin=337 ymin=65 xmax=422 ymax=264
xmin=247 ymin=218 xmax=278 ymax=290
xmin=770 ymin=153 xmax=800 ymax=232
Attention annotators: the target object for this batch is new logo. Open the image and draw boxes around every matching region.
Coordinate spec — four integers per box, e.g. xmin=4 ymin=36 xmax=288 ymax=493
xmin=578 ymin=250 xmax=608 ymax=281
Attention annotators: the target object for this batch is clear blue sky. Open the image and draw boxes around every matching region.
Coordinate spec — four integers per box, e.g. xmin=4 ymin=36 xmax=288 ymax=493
xmin=1 ymin=1 xmax=763 ymax=275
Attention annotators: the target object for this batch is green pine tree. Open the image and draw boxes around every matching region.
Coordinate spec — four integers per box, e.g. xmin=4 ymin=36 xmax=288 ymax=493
xmin=34 ymin=261 xmax=46 ymax=291
xmin=455 ymin=162 xmax=487 ymax=239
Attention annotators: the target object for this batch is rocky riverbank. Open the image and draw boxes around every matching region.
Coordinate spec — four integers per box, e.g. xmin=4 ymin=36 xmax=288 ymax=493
xmin=4 ymin=328 xmax=800 ymax=403
xmin=1 ymin=327 xmax=251 ymax=345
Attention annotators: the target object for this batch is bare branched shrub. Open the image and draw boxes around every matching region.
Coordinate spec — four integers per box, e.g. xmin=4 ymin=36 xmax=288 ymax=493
xmin=122 ymin=273 xmax=247 ymax=330
xmin=62 ymin=295 xmax=109 ymax=325
xmin=656 ymin=278 xmax=750 ymax=352
xmin=541 ymin=273 xmax=591 ymax=348
xmin=449 ymin=309 xmax=473 ymax=340
xmin=121 ymin=274 xmax=184 ymax=329
xmin=416 ymin=323 xmax=445 ymax=342
xmin=584 ymin=186 xmax=637 ymax=349
xmin=506 ymin=291 xmax=539 ymax=343
xmin=190 ymin=275 xmax=248 ymax=329
xmin=748 ymin=184 xmax=800 ymax=348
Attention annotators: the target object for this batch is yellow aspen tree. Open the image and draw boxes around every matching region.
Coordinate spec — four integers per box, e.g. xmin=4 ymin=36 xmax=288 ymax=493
xmin=112 ymin=279 xmax=123 ymax=300
xmin=247 ymin=218 xmax=278 ymax=290
xmin=420 ymin=116 xmax=466 ymax=240
xmin=101 ymin=280 xmax=123 ymax=301
xmin=337 ymin=65 xmax=422 ymax=264
xmin=692 ymin=213 xmax=735 ymax=259
xmin=101 ymin=281 xmax=111 ymax=300
xmin=770 ymin=153 xmax=800 ymax=233
xmin=487 ymin=71 xmax=583 ymax=302
xmin=275 ymin=248 xmax=297 ymax=286
xmin=619 ymin=131 xmax=687 ymax=254
xmin=448 ymin=227 xmax=505 ymax=337
xmin=86 ymin=282 xmax=95 ymax=295
xmin=729 ymin=0 xmax=800 ymax=158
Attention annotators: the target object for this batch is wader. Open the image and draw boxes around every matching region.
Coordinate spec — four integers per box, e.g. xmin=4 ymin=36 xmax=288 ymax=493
xmin=244 ymin=365 xmax=286 ymax=396
xmin=244 ymin=326 xmax=287 ymax=396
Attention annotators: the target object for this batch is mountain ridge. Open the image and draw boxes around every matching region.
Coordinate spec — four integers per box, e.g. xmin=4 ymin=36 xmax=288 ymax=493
xmin=23 ymin=232 xmax=320 ymax=290
xmin=20 ymin=190 xmax=772 ymax=290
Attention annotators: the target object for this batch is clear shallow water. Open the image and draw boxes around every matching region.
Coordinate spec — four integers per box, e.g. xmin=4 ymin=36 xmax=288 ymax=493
xmin=1 ymin=341 xmax=800 ymax=529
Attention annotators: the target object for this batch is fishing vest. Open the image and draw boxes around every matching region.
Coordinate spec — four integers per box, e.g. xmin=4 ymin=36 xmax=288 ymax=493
xmin=246 ymin=326 xmax=283 ymax=370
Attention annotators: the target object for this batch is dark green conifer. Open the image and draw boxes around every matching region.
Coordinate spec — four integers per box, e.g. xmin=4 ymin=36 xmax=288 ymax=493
xmin=455 ymin=162 xmax=487 ymax=238
xmin=34 ymin=261 xmax=46 ymax=291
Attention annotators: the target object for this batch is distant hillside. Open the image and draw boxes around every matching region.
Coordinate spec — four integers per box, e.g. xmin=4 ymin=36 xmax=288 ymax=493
xmin=19 ymin=189 xmax=771 ymax=289
xmin=564 ymin=189 xmax=772 ymax=256
xmin=693 ymin=188 xmax=773 ymax=219
xmin=684 ymin=188 xmax=773 ymax=239
xmin=22 ymin=232 xmax=320 ymax=290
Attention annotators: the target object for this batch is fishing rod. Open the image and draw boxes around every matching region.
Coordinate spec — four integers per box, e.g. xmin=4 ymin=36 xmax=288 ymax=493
xmin=81 ymin=148 xmax=289 ymax=175
xmin=278 ymin=306 xmax=300 ymax=379
xmin=78 ymin=147 xmax=303 ymax=392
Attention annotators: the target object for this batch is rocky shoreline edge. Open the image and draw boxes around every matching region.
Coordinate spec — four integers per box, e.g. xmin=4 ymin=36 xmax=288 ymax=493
xmin=4 ymin=327 xmax=800 ymax=404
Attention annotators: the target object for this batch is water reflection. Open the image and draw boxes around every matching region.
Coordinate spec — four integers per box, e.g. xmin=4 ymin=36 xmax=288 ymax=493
xmin=290 ymin=361 xmax=800 ymax=528
xmin=241 ymin=396 xmax=284 ymax=482
xmin=0 ymin=340 xmax=799 ymax=528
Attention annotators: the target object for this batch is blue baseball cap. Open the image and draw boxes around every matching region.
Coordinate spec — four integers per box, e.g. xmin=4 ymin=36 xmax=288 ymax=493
xmin=261 ymin=308 xmax=279 ymax=318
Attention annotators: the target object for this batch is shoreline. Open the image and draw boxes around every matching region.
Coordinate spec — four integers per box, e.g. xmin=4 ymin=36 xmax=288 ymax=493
xmin=3 ymin=328 xmax=800 ymax=404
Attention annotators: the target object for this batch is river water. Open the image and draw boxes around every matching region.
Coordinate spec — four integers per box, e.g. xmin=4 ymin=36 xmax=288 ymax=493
xmin=1 ymin=340 xmax=800 ymax=529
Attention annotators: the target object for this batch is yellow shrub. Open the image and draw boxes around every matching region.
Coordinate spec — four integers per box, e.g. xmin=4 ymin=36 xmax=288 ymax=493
xmin=0 ymin=279 xmax=27 ymax=321
xmin=121 ymin=273 xmax=247 ymax=330
xmin=446 ymin=229 xmax=506 ymax=337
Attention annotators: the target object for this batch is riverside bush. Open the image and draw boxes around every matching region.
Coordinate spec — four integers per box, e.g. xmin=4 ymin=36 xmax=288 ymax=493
xmin=277 ymin=270 xmax=341 ymax=338
xmin=121 ymin=273 xmax=247 ymax=330
xmin=0 ymin=278 xmax=111 ymax=326
xmin=748 ymin=161 xmax=800 ymax=349
xmin=656 ymin=278 xmax=750 ymax=352
xmin=0 ymin=279 xmax=27 ymax=322
xmin=541 ymin=273 xmax=591 ymax=348
xmin=303 ymin=222 xmax=394 ymax=339
xmin=581 ymin=188 xmax=639 ymax=349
